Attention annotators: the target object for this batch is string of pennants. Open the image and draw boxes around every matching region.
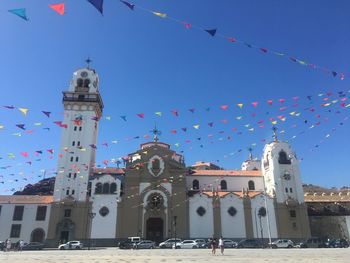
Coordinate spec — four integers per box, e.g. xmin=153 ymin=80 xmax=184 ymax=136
xmin=6 ymin=1 xmax=347 ymax=81
xmin=0 ymin=88 xmax=349 ymax=176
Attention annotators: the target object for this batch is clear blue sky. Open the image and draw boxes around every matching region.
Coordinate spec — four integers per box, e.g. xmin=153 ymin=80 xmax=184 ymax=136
xmin=0 ymin=0 xmax=349 ymax=194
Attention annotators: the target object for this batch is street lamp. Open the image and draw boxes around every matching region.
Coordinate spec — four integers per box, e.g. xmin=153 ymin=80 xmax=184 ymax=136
xmin=173 ymin=216 xmax=177 ymax=249
xmin=88 ymin=212 xmax=96 ymax=250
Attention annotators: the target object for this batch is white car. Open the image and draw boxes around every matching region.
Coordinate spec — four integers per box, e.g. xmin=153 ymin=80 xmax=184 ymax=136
xmin=59 ymin=241 xmax=84 ymax=250
xmin=270 ymin=239 xmax=294 ymax=248
xmin=159 ymin=238 xmax=182 ymax=248
xmin=173 ymin=240 xmax=199 ymax=249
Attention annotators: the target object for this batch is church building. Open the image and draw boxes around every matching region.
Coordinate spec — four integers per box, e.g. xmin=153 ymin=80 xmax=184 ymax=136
xmin=0 ymin=66 xmax=312 ymax=247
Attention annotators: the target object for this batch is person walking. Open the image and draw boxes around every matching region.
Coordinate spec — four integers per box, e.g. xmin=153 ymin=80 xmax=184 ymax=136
xmin=219 ymin=236 xmax=224 ymax=255
xmin=19 ymin=240 xmax=24 ymax=252
xmin=211 ymin=237 xmax=216 ymax=255
xmin=6 ymin=239 xmax=12 ymax=252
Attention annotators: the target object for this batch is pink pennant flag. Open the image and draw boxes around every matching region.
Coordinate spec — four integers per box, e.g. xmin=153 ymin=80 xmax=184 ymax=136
xmin=182 ymin=21 xmax=191 ymax=29
xmin=220 ymin=105 xmax=229 ymax=110
xmin=47 ymin=149 xmax=54 ymax=154
xmin=227 ymin=37 xmax=236 ymax=42
xmin=267 ymin=100 xmax=273 ymax=105
xmin=137 ymin=113 xmax=144 ymax=118
xmin=170 ymin=129 xmax=177 ymax=134
xmin=251 ymin=102 xmax=258 ymax=107
xmin=292 ymin=96 xmax=299 ymax=101
xmin=171 ymin=110 xmax=179 ymax=117
xmin=20 ymin=152 xmax=29 ymax=158
xmin=279 ymin=98 xmax=286 ymax=103
xmin=49 ymin=3 xmax=65 ymax=15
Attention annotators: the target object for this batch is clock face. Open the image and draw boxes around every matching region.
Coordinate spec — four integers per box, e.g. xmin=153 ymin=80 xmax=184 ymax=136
xmin=283 ymin=173 xmax=291 ymax=180
xmin=80 ymin=71 xmax=88 ymax=78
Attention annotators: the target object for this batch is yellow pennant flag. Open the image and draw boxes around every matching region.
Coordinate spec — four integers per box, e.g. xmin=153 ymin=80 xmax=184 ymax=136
xmin=193 ymin=124 xmax=200 ymax=129
xmin=155 ymin=112 xmax=162 ymax=117
xmin=237 ymin=103 xmax=243 ymax=109
xmin=153 ymin=12 xmax=167 ymax=18
xmin=271 ymin=121 xmax=277 ymax=125
xmin=19 ymin=108 xmax=29 ymax=116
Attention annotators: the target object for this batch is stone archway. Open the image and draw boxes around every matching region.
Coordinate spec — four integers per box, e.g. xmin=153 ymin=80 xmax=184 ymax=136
xmin=57 ymin=219 xmax=75 ymax=243
xmin=31 ymin=228 xmax=45 ymax=243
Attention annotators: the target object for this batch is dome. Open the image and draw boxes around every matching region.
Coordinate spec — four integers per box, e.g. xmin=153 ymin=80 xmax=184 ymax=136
xmin=68 ymin=67 xmax=99 ymax=93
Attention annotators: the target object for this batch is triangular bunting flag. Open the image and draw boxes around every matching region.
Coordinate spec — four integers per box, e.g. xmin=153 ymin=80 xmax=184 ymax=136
xmin=120 ymin=0 xmax=135 ymax=10
xmin=205 ymin=28 xmax=217 ymax=36
xmin=87 ymin=0 xmax=103 ymax=15
xmin=49 ymin=3 xmax=65 ymax=15
xmin=42 ymin=111 xmax=51 ymax=118
xmin=153 ymin=12 xmax=167 ymax=18
xmin=8 ymin=8 xmax=28 ymax=21
xmin=18 ymin=108 xmax=29 ymax=116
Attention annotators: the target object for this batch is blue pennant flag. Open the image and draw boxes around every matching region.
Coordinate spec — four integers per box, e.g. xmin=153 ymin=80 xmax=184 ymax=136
xmin=87 ymin=0 xmax=104 ymax=15
xmin=205 ymin=28 xmax=217 ymax=37
xmin=120 ymin=0 xmax=135 ymax=10
xmin=8 ymin=8 xmax=28 ymax=21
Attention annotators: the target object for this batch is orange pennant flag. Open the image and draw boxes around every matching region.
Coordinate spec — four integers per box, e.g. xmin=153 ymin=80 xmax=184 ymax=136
xmin=49 ymin=3 xmax=65 ymax=15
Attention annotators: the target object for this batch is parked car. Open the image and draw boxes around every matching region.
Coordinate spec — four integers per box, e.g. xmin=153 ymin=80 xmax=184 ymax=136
xmin=128 ymin=237 xmax=141 ymax=243
xmin=159 ymin=238 xmax=182 ymax=248
xmin=194 ymin=239 xmax=207 ymax=248
xmin=58 ymin=241 xmax=83 ymax=250
xmin=119 ymin=240 xmax=135 ymax=249
xmin=269 ymin=239 xmax=294 ymax=248
xmin=173 ymin=240 xmax=199 ymax=249
xmin=223 ymin=239 xmax=238 ymax=248
xmin=297 ymin=237 xmax=326 ymax=248
xmin=22 ymin=242 xmax=45 ymax=250
xmin=135 ymin=240 xmax=156 ymax=249
xmin=325 ymin=239 xmax=349 ymax=248
xmin=237 ymin=239 xmax=264 ymax=248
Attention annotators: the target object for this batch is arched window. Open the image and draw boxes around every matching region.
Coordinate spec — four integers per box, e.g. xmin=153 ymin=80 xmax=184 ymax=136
xmin=220 ymin=180 xmax=227 ymax=190
xmin=83 ymin=79 xmax=90 ymax=88
xmin=95 ymin=183 xmax=102 ymax=194
xmin=102 ymin=183 xmax=110 ymax=194
xmin=278 ymin=150 xmax=291 ymax=164
xmin=248 ymin=180 xmax=255 ymax=190
xmin=30 ymin=228 xmax=45 ymax=243
xmin=192 ymin=179 xmax=199 ymax=190
xmin=110 ymin=183 xmax=117 ymax=194
xmin=77 ymin=78 xmax=83 ymax=87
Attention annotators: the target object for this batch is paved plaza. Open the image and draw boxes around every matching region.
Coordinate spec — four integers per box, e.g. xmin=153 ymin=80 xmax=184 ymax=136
xmin=1 ymin=248 xmax=350 ymax=263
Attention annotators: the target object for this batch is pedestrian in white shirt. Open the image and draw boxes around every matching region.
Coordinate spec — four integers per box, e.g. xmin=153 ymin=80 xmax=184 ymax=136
xmin=219 ymin=236 xmax=224 ymax=255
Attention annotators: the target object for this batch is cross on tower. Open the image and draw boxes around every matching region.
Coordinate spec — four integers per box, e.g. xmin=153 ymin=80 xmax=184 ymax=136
xmin=247 ymin=147 xmax=253 ymax=160
xmin=272 ymin=126 xmax=278 ymax=142
xmin=85 ymin=57 xmax=92 ymax=69
xmin=151 ymin=125 xmax=161 ymax=142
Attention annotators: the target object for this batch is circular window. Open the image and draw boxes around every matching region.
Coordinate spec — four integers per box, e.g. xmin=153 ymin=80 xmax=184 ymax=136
xmin=258 ymin=207 xmax=267 ymax=217
xmin=99 ymin=206 xmax=109 ymax=217
xmin=227 ymin=206 xmax=237 ymax=217
xmin=197 ymin=206 xmax=206 ymax=216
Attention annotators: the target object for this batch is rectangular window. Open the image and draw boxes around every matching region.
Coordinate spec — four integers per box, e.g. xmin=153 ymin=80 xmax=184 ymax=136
xmin=68 ymin=173 xmax=72 ymax=178
xmin=36 ymin=206 xmax=47 ymax=221
xmin=87 ymin=182 xmax=92 ymax=197
xmin=72 ymin=141 xmax=75 ymax=146
xmin=10 ymin=224 xmax=21 ymax=238
xmin=70 ymin=157 xmax=74 ymax=162
xmin=77 ymin=141 xmax=81 ymax=147
xmin=74 ymin=173 xmax=77 ymax=179
xmin=75 ymin=157 xmax=79 ymax=162
xmin=285 ymin=187 xmax=288 ymax=193
xmin=13 ymin=206 xmax=24 ymax=221
xmin=74 ymin=126 xmax=77 ymax=131
xmin=72 ymin=190 xmax=75 ymax=195
xmin=79 ymin=127 xmax=82 ymax=131
xmin=66 ymin=190 xmax=69 ymax=195
xmin=0 ymin=205 xmax=2 ymax=217
xmin=64 ymin=209 xmax=71 ymax=217
xmin=290 ymin=188 xmax=293 ymax=193
xmin=292 ymin=222 xmax=297 ymax=229
xmin=290 ymin=210 xmax=296 ymax=218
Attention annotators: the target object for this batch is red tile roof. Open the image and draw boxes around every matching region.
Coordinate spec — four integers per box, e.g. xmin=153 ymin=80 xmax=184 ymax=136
xmin=0 ymin=195 xmax=53 ymax=204
xmin=190 ymin=170 xmax=262 ymax=177
xmin=92 ymin=168 xmax=125 ymax=174
xmin=200 ymin=191 xmax=262 ymax=198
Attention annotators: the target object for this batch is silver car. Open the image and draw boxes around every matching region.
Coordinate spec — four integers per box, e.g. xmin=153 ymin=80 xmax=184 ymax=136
xmin=173 ymin=240 xmax=199 ymax=249
xmin=135 ymin=240 xmax=156 ymax=249
xmin=159 ymin=238 xmax=182 ymax=248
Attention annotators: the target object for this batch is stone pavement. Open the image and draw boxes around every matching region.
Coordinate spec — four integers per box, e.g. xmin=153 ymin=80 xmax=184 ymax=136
xmin=1 ymin=248 xmax=350 ymax=263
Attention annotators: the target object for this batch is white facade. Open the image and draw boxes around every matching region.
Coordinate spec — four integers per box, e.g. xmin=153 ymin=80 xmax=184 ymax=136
xmin=90 ymin=175 xmax=121 ymax=239
xmin=189 ymin=194 xmax=214 ymax=238
xmin=54 ymin=67 xmax=103 ymax=202
xmin=0 ymin=199 xmax=51 ymax=243
xmin=220 ymin=193 xmax=246 ymax=238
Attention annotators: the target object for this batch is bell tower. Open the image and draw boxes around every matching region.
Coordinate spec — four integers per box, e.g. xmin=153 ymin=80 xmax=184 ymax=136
xmin=261 ymin=127 xmax=310 ymax=238
xmin=53 ymin=62 xmax=103 ymax=202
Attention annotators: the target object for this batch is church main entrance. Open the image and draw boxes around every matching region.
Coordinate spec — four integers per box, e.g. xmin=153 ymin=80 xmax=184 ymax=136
xmin=146 ymin=218 xmax=163 ymax=244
